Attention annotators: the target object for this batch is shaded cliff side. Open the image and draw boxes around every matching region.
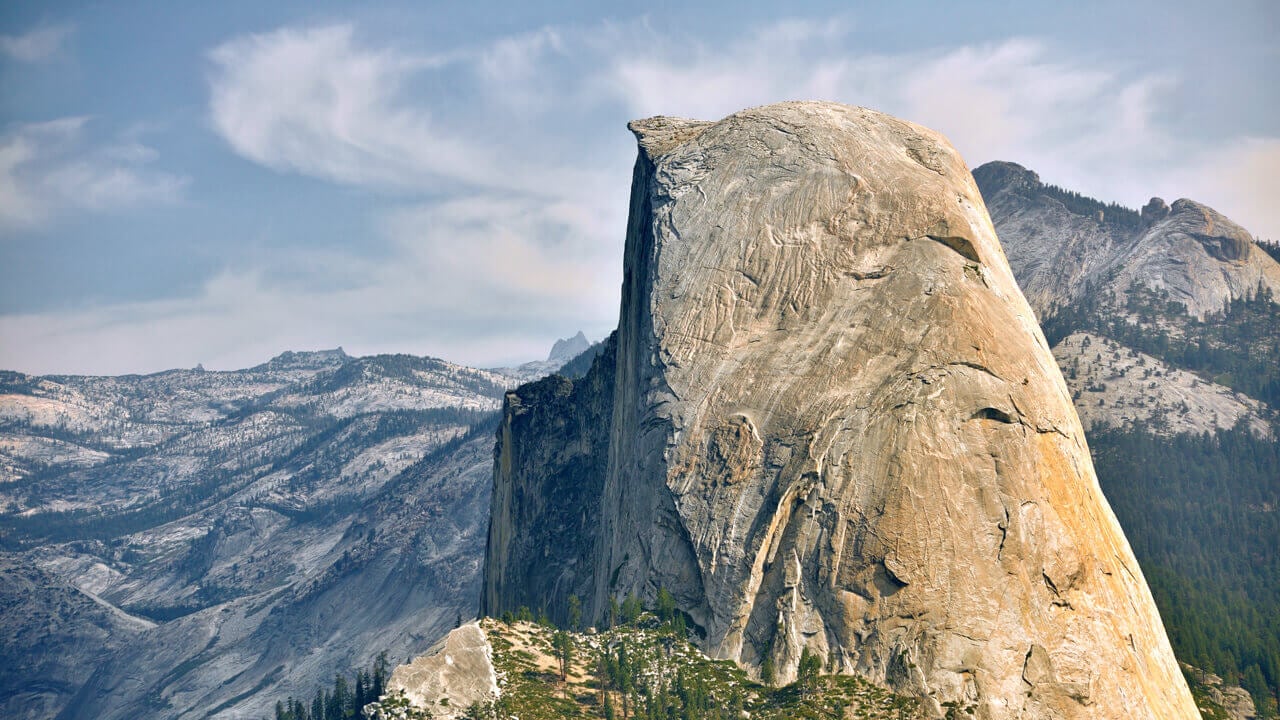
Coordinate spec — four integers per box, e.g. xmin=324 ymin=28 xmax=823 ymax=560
xmin=483 ymin=102 xmax=1197 ymax=718
xmin=482 ymin=334 xmax=615 ymax=624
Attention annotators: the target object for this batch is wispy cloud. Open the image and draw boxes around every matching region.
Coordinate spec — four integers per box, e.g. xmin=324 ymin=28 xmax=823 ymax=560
xmin=215 ymin=20 xmax=1245 ymax=228
xmin=0 ymin=24 xmax=73 ymax=63
xmin=0 ymin=118 xmax=188 ymax=231
xmin=379 ymin=194 xmax=617 ymax=317
xmin=182 ymin=22 xmax=629 ymax=374
xmin=207 ymin=24 xmax=602 ymax=197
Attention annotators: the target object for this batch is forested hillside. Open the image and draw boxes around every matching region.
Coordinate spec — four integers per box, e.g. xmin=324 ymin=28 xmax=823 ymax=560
xmin=1092 ymin=426 xmax=1279 ymax=715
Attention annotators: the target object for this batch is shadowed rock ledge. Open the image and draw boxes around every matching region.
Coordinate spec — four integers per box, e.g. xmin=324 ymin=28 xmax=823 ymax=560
xmin=482 ymin=101 xmax=1198 ymax=718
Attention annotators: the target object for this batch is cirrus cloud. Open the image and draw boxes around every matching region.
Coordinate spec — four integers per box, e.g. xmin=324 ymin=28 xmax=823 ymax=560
xmin=0 ymin=117 xmax=188 ymax=231
xmin=0 ymin=24 xmax=73 ymax=63
xmin=207 ymin=24 xmax=605 ymax=197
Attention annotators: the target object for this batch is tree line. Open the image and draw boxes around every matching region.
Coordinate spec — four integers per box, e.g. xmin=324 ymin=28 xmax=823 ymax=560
xmin=271 ymin=653 xmax=390 ymax=720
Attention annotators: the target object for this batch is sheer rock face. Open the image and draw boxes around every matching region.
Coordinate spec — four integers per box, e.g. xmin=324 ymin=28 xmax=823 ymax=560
xmin=482 ymin=336 xmax=615 ymax=621
xmin=484 ymin=102 xmax=1196 ymax=717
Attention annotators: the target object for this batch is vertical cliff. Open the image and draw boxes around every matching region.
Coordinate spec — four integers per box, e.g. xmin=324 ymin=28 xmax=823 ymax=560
xmin=482 ymin=334 xmax=614 ymax=624
xmin=483 ymin=102 xmax=1197 ymax=718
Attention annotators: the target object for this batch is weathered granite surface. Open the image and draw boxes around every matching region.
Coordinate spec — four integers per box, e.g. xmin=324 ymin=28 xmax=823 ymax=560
xmin=484 ymin=102 xmax=1197 ymax=718
xmin=387 ymin=622 xmax=498 ymax=718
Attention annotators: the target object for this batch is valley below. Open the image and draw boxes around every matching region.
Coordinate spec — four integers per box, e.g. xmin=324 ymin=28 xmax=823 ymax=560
xmin=0 ymin=347 xmax=586 ymax=719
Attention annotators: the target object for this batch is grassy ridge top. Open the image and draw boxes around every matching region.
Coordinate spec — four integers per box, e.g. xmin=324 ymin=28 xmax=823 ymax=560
xmin=369 ymin=613 xmax=926 ymax=719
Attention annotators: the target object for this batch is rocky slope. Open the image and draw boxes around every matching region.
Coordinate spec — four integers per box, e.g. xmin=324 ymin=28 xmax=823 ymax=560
xmin=483 ymin=102 xmax=1197 ymax=718
xmin=1185 ymin=665 xmax=1260 ymax=720
xmin=974 ymin=161 xmax=1280 ymax=320
xmin=1052 ymin=332 xmax=1268 ymax=436
xmin=0 ymin=554 xmax=153 ymax=718
xmin=0 ymin=349 xmax=567 ymax=719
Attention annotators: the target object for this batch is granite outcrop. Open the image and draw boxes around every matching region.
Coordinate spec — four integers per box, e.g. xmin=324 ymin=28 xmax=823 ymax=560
xmin=974 ymin=161 xmax=1280 ymax=320
xmin=483 ymin=102 xmax=1197 ymax=717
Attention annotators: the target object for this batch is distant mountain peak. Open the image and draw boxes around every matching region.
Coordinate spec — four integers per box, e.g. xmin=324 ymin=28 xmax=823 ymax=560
xmin=546 ymin=331 xmax=589 ymax=363
xmin=976 ymin=159 xmax=1280 ymax=318
xmin=971 ymin=160 xmax=1040 ymax=193
xmin=259 ymin=347 xmax=350 ymax=370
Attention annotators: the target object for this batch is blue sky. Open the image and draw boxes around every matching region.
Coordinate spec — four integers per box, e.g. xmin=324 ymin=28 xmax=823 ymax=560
xmin=1 ymin=1 xmax=1277 ymax=375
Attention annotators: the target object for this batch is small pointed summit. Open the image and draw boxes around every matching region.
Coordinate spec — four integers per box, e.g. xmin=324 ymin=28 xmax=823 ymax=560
xmin=1141 ymin=197 xmax=1170 ymax=225
xmin=547 ymin=331 xmax=589 ymax=363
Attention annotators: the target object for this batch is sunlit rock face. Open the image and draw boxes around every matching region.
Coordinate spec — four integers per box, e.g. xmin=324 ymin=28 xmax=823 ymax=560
xmin=485 ymin=102 xmax=1197 ymax=718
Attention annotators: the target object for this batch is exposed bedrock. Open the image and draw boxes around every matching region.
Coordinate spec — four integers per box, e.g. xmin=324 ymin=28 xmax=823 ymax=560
xmin=974 ymin=161 xmax=1280 ymax=319
xmin=483 ymin=101 xmax=1197 ymax=718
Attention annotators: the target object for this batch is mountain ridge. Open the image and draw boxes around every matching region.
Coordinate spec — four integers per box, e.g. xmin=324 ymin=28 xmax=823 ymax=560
xmin=974 ymin=160 xmax=1280 ymax=321
xmin=0 ymin=341 xmax=594 ymax=719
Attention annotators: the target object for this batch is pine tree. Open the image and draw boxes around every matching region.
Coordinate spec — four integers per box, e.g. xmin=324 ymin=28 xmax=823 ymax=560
xmin=760 ymin=654 xmax=776 ymax=687
xmin=655 ymin=587 xmax=676 ymax=622
xmin=797 ymin=646 xmax=822 ymax=699
xmin=552 ymin=630 xmax=573 ymax=681
xmin=620 ymin=595 xmax=643 ymax=625
xmin=568 ymin=593 xmax=583 ymax=631
xmin=311 ymin=688 xmax=323 ymax=720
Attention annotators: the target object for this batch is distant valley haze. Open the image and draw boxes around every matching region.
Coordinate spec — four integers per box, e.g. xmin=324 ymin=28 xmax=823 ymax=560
xmin=1 ymin=1 xmax=1277 ymax=375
